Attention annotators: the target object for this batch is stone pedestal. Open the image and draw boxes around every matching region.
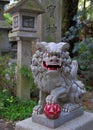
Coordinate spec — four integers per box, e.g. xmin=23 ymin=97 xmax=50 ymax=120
xmin=15 ymin=112 xmax=93 ymax=130
xmin=32 ymin=107 xmax=83 ymax=128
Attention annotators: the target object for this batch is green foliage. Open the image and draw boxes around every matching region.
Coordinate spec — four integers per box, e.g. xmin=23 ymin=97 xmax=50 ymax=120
xmin=4 ymin=13 xmax=12 ymax=25
xmin=85 ymin=85 xmax=93 ymax=91
xmin=61 ymin=3 xmax=91 ymax=43
xmin=6 ymin=62 xmax=17 ymax=89
xmin=0 ymin=89 xmax=37 ymax=121
xmin=74 ymin=38 xmax=93 ymax=70
xmin=78 ymin=0 xmax=93 ymax=21
xmin=62 ymin=0 xmax=93 ymax=52
xmin=20 ymin=65 xmax=33 ymax=80
xmin=0 ymin=57 xmax=37 ymax=121
xmin=0 ymin=55 xmax=10 ymax=89
xmin=73 ymin=38 xmax=93 ymax=87
xmin=61 ymin=20 xmax=82 ymax=43
xmin=61 ymin=11 xmax=84 ymax=53
xmin=20 ymin=65 xmax=39 ymax=97
xmin=61 ymin=0 xmax=93 ymax=88
xmin=0 ymin=55 xmax=16 ymax=95
xmin=0 ymin=32 xmax=2 ymax=36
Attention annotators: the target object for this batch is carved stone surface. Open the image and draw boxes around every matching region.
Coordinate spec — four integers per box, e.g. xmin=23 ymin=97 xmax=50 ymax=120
xmin=15 ymin=112 xmax=93 ymax=130
xmin=38 ymin=0 xmax=62 ymax=42
xmin=31 ymin=42 xmax=86 ymax=127
xmin=32 ymin=107 xmax=84 ymax=128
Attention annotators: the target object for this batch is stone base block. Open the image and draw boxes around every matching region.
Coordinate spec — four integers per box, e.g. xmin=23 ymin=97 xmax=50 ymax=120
xmin=32 ymin=107 xmax=83 ymax=128
xmin=15 ymin=111 xmax=93 ymax=130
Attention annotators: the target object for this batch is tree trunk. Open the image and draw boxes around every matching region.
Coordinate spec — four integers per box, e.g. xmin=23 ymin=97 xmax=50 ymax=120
xmin=61 ymin=0 xmax=79 ymax=37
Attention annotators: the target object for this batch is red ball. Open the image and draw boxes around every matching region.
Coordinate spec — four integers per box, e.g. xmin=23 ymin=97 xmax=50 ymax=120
xmin=44 ymin=103 xmax=62 ymax=119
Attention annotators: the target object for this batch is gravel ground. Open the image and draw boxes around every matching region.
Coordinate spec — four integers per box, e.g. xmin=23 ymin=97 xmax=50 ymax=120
xmin=0 ymin=119 xmax=15 ymax=130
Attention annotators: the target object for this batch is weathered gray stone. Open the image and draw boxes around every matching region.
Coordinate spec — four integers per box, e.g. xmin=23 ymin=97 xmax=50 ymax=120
xmin=6 ymin=0 xmax=44 ymax=100
xmin=16 ymin=39 xmax=32 ymax=100
xmin=32 ymin=107 xmax=84 ymax=128
xmin=31 ymin=42 xmax=86 ymax=114
xmin=0 ymin=30 xmax=10 ymax=52
xmin=38 ymin=0 xmax=62 ymax=42
xmin=0 ymin=0 xmax=11 ymax=53
xmin=15 ymin=111 xmax=93 ymax=130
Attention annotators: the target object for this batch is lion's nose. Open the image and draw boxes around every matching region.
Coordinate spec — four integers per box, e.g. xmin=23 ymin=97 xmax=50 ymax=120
xmin=50 ymin=56 xmax=59 ymax=62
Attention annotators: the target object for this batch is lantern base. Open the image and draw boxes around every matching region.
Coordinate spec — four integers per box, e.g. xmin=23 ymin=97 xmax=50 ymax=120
xmin=32 ymin=107 xmax=84 ymax=128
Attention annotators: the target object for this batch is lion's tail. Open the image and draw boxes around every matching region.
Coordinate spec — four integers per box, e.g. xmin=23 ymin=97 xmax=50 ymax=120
xmin=70 ymin=60 xmax=78 ymax=80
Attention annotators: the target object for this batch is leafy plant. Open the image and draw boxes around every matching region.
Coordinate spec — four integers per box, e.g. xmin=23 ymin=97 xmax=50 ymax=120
xmin=0 ymin=89 xmax=37 ymax=121
xmin=20 ymin=65 xmax=39 ymax=98
xmin=4 ymin=13 xmax=12 ymax=25
xmin=20 ymin=65 xmax=33 ymax=80
xmin=85 ymin=85 xmax=93 ymax=91
xmin=0 ymin=55 xmax=9 ymax=88
xmin=74 ymin=38 xmax=93 ymax=70
xmin=61 ymin=17 xmax=82 ymax=43
xmin=0 ymin=55 xmax=17 ymax=95
xmin=73 ymin=38 xmax=93 ymax=87
xmin=61 ymin=0 xmax=93 ymax=56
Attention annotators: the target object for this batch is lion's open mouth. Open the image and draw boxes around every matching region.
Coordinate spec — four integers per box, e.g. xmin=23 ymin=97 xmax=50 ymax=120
xmin=43 ymin=61 xmax=61 ymax=70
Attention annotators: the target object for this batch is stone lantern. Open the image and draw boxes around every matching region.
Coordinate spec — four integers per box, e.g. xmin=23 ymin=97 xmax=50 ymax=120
xmin=6 ymin=0 xmax=44 ymax=99
xmin=6 ymin=0 xmax=44 ymax=40
xmin=0 ymin=0 xmax=11 ymax=54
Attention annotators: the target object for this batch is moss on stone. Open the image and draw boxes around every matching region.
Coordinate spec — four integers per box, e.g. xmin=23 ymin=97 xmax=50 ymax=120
xmin=21 ymin=1 xmax=43 ymax=11
xmin=7 ymin=0 xmax=44 ymax=14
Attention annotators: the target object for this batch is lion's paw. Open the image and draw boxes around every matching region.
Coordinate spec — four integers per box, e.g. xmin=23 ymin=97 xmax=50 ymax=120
xmin=33 ymin=105 xmax=43 ymax=114
xmin=46 ymin=95 xmax=57 ymax=104
xmin=63 ymin=103 xmax=82 ymax=112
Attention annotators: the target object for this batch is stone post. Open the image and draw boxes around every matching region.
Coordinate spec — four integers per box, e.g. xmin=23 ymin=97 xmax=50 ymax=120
xmin=38 ymin=0 xmax=62 ymax=42
xmin=17 ymin=38 xmax=33 ymax=100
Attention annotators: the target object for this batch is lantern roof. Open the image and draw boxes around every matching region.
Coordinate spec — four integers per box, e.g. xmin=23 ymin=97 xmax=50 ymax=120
xmin=0 ymin=0 xmax=9 ymax=1
xmin=6 ymin=0 xmax=45 ymax=15
xmin=0 ymin=0 xmax=10 ymax=4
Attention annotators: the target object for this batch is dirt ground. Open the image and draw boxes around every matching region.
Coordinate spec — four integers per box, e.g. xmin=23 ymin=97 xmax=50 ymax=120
xmin=83 ymin=91 xmax=93 ymax=111
xmin=0 ymin=119 xmax=15 ymax=130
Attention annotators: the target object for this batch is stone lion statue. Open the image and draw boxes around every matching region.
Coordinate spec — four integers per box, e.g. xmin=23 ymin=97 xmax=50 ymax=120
xmin=31 ymin=42 xmax=86 ymax=114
